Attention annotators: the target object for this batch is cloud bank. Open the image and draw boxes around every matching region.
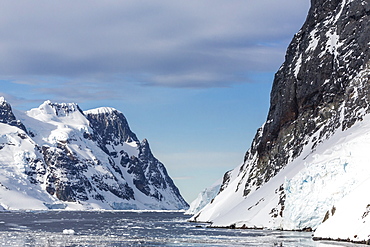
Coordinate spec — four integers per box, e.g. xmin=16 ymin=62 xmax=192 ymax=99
xmin=0 ymin=0 xmax=309 ymax=89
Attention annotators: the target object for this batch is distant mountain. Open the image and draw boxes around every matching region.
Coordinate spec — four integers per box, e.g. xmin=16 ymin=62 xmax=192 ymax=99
xmin=185 ymin=179 xmax=221 ymax=215
xmin=191 ymin=0 xmax=369 ymax=242
xmin=0 ymin=98 xmax=188 ymax=210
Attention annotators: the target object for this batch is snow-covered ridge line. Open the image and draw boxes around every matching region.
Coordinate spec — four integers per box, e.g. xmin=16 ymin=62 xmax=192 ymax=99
xmin=84 ymin=107 xmax=120 ymax=115
xmin=0 ymin=98 xmax=188 ymax=211
xmin=41 ymin=100 xmax=81 ymax=113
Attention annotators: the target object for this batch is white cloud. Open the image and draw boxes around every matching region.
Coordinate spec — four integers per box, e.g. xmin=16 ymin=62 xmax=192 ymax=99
xmin=0 ymin=0 xmax=310 ymax=89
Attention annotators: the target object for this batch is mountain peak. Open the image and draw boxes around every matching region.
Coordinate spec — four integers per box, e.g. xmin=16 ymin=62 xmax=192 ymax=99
xmin=85 ymin=106 xmax=139 ymax=146
xmin=84 ymin=107 xmax=120 ymax=116
xmin=38 ymin=100 xmax=82 ymax=117
xmin=0 ymin=96 xmax=27 ymax=133
xmin=0 ymin=100 xmax=188 ymax=210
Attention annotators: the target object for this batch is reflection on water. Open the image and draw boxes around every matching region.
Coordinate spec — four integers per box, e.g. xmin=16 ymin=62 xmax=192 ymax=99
xmin=0 ymin=211 xmax=363 ymax=246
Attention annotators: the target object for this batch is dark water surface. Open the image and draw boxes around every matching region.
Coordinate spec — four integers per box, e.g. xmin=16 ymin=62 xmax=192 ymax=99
xmin=0 ymin=211 xmax=363 ymax=246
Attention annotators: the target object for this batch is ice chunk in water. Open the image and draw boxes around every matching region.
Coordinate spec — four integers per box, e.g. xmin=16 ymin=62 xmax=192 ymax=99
xmin=62 ymin=229 xmax=75 ymax=235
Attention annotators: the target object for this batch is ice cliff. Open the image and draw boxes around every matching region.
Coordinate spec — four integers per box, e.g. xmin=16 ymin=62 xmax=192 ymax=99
xmin=191 ymin=0 xmax=370 ymax=243
xmin=0 ymin=99 xmax=188 ymax=210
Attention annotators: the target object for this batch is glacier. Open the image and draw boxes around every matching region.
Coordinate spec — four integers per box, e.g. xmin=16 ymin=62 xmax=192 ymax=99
xmin=185 ymin=179 xmax=221 ymax=215
xmin=0 ymin=99 xmax=188 ymax=210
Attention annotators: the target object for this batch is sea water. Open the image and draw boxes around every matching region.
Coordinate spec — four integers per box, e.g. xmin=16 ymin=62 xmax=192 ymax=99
xmin=0 ymin=211 xmax=363 ymax=246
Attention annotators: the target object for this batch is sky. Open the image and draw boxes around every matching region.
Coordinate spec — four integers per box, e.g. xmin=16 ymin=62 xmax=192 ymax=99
xmin=0 ymin=0 xmax=310 ymax=203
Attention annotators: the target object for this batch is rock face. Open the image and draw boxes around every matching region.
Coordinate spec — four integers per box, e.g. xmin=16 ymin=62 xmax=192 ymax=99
xmin=0 ymin=100 xmax=188 ymax=210
xmin=192 ymin=0 xmax=369 ymax=239
xmin=243 ymin=0 xmax=369 ymax=197
xmin=0 ymin=97 xmax=27 ymax=133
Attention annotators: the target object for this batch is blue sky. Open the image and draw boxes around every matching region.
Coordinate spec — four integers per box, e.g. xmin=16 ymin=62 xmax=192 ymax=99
xmin=0 ymin=0 xmax=310 ymax=202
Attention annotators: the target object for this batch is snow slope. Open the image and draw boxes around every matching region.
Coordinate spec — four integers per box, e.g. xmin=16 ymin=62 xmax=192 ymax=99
xmin=193 ymin=110 xmax=370 ymax=235
xmin=0 ymin=123 xmax=57 ymax=210
xmin=314 ymin=178 xmax=370 ymax=243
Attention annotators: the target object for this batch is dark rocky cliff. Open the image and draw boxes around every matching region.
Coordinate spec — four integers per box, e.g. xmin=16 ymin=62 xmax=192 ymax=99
xmin=85 ymin=108 xmax=139 ymax=150
xmin=0 ymin=98 xmax=27 ymax=133
xmin=237 ymin=0 xmax=369 ymax=196
xmin=85 ymin=108 xmax=189 ymax=208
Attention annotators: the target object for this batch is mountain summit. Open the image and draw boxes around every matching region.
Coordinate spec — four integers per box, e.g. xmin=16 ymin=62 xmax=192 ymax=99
xmin=0 ymin=99 xmax=188 ymax=210
xmin=192 ymin=0 xmax=369 ymax=242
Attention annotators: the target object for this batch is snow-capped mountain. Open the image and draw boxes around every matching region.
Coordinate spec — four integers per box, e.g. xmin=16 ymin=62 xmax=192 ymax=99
xmin=0 ymin=98 xmax=188 ymax=210
xmin=191 ymin=0 xmax=369 ymax=242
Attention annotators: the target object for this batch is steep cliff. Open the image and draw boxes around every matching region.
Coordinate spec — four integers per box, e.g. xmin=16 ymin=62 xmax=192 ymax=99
xmin=192 ymin=0 xmax=369 ymax=241
xmin=242 ymin=0 xmax=369 ymax=197
xmin=0 ymin=99 xmax=188 ymax=210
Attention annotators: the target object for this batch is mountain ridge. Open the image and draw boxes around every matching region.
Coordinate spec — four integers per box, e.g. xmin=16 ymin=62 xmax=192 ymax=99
xmin=0 ymin=99 xmax=188 ymax=210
